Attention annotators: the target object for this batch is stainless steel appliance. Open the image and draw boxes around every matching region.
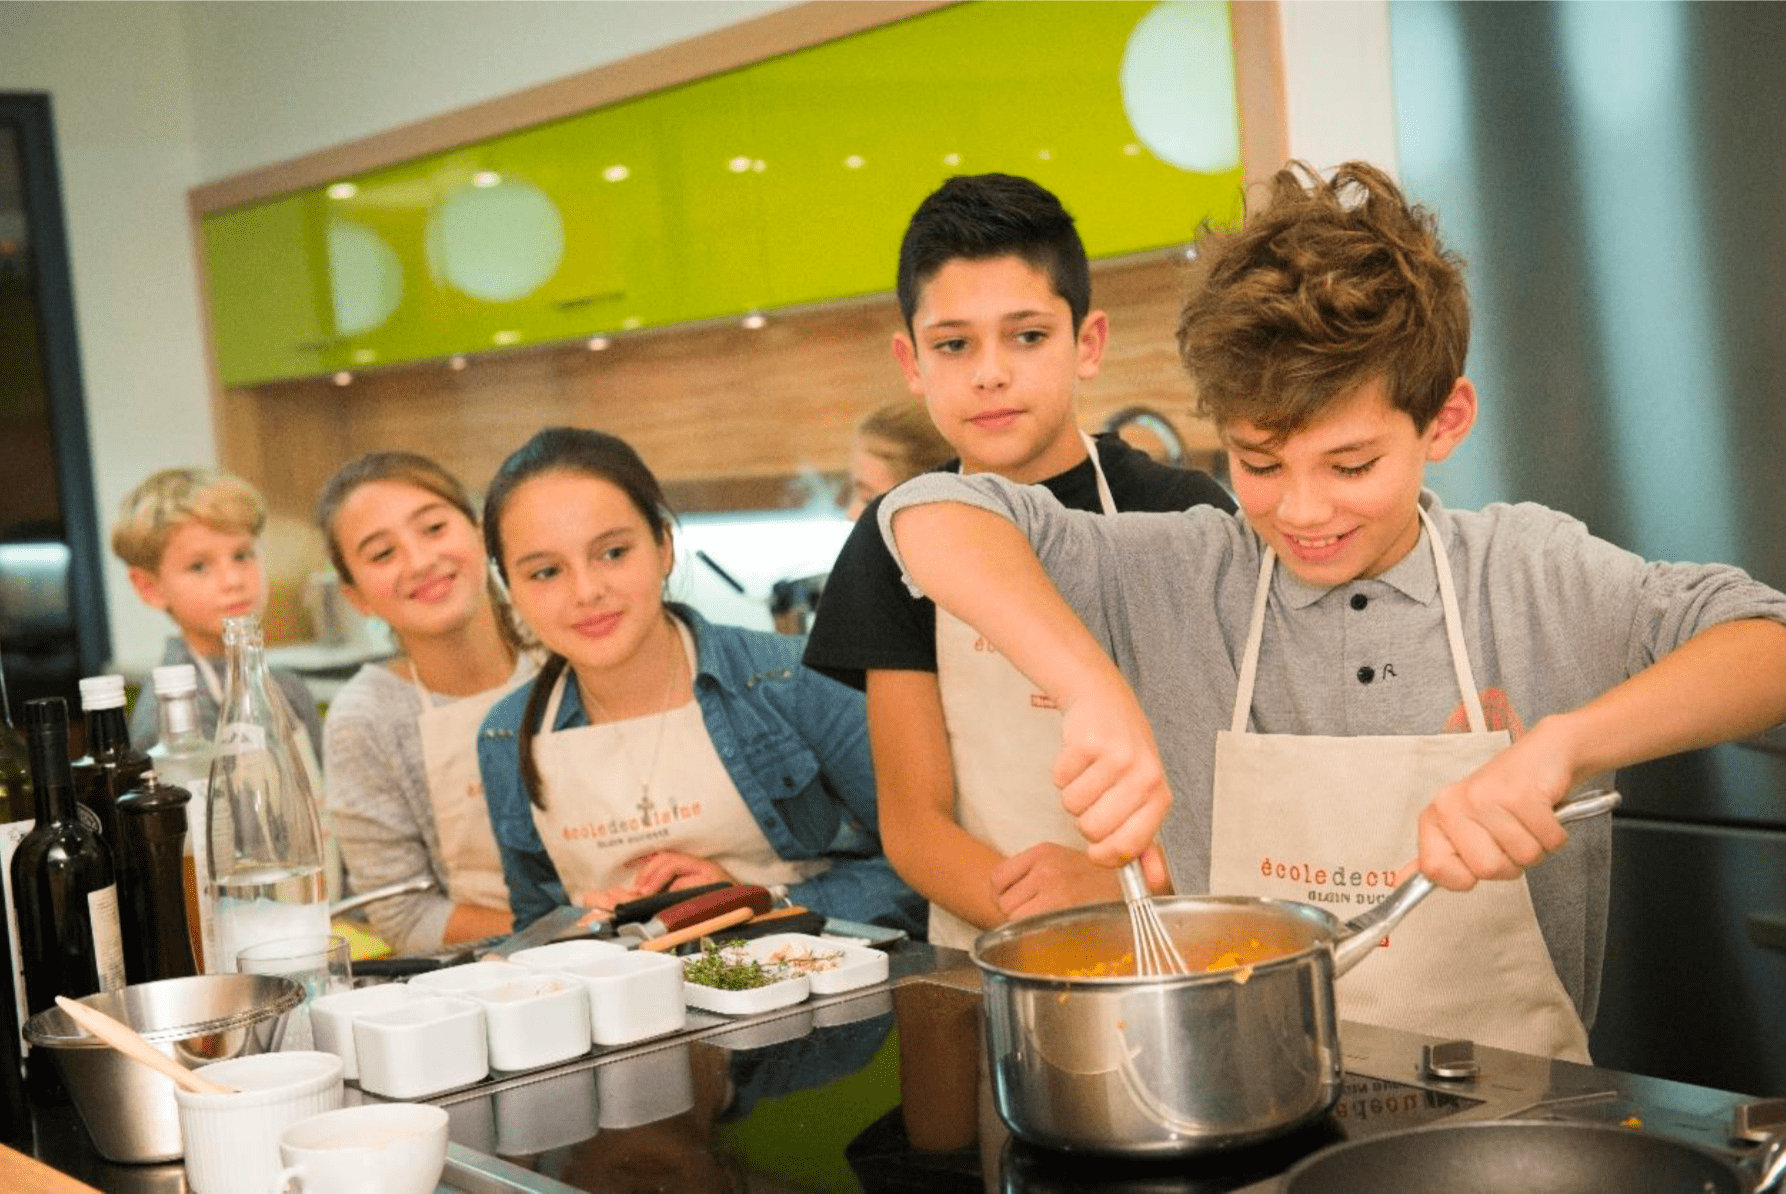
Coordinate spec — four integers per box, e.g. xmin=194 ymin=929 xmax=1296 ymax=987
xmin=1390 ymin=0 xmax=1786 ymax=1095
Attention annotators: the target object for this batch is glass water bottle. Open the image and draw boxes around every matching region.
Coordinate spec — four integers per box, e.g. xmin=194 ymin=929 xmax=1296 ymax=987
xmin=205 ymin=616 xmax=329 ymax=972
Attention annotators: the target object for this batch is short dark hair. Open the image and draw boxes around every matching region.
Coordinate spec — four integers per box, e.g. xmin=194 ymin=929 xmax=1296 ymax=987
xmin=896 ymin=173 xmax=1092 ymax=334
xmin=1177 ymin=161 xmax=1470 ymax=440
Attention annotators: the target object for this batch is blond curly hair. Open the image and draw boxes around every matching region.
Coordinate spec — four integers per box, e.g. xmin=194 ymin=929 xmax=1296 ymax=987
xmin=110 ymin=467 xmax=266 ymax=571
xmin=1177 ymin=161 xmax=1470 ymax=443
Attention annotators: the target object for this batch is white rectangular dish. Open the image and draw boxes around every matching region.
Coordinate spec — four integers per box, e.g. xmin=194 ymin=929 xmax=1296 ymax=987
xmin=351 ymin=994 xmax=489 ymax=1099
xmin=742 ymin=933 xmax=889 ymax=995
xmin=407 ymin=960 xmax=531 ymax=996
xmin=468 ymin=972 xmax=592 ymax=1072
xmin=507 ymin=938 xmax=626 ymax=974
xmin=556 ymin=951 xmax=687 ymax=1046
xmin=309 ymin=982 xmax=426 ymax=1080
xmin=681 ymin=943 xmax=811 ymax=1016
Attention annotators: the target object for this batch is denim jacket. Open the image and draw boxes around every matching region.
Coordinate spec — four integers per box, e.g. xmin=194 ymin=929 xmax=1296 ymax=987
xmin=478 ymin=605 xmax=925 ymax=936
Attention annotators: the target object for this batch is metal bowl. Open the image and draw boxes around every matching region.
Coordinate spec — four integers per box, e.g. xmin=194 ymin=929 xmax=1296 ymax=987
xmin=23 ymin=973 xmax=304 ymax=1163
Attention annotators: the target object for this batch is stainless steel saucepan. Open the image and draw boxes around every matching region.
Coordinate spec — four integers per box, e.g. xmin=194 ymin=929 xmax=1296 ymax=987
xmin=971 ymin=790 xmax=1620 ymax=1156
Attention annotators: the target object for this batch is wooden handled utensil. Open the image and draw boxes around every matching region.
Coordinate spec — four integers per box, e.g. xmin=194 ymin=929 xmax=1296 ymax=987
xmin=54 ymin=995 xmax=238 ymax=1096
xmin=636 ymin=906 xmax=758 ymax=953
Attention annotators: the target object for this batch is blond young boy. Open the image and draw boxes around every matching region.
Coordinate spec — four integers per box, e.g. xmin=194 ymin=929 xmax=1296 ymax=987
xmin=803 ymin=174 xmax=1232 ymax=946
xmin=876 ymin=162 xmax=1786 ymax=1059
xmin=112 ymin=467 xmax=323 ymax=755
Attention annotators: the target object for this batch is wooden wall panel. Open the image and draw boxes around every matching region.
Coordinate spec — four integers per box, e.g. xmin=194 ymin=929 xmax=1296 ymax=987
xmin=224 ymin=252 xmax=1224 ymax=640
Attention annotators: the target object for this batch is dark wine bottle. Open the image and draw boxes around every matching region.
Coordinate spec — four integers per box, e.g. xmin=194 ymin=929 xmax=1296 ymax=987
xmin=115 ymin=771 xmax=198 ymax=983
xmin=0 ymin=664 xmax=30 ymax=1141
xmin=11 ymin=698 xmax=126 ymax=1017
xmin=72 ymin=675 xmax=150 ymax=850
xmin=0 ymin=663 xmax=34 ymax=1044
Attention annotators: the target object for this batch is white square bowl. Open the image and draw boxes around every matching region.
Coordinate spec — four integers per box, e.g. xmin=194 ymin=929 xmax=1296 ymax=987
xmin=507 ymin=938 xmax=626 ymax=973
xmin=406 ymin=960 xmax=531 ymax=996
xmin=557 ymin=950 xmax=687 ymax=1046
xmin=746 ymin=933 xmax=889 ymax=995
xmin=467 ymin=972 xmax=592 ymax=1072
xmin=310 ymin=983 xmax=426 ymax=1080
xmin=351 ymin=995 xmax=488 ymax=1099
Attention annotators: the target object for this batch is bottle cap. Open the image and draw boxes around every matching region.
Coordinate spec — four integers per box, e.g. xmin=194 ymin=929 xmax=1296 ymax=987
xmin=78 ymin=674 xmax=128 ymax=710
xmin=24 ymin=696 xmax=68 ymax=733
xmin=151 ymin=664 xmax=199 ymax=697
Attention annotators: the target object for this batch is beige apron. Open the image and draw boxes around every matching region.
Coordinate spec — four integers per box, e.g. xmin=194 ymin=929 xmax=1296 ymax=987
xmin=527 ymin=622 xmax=826 ymax=898
xmin=1209 ymin=509 xmax=1592 ymax=1061
xmin=930 ymin=433 xmax=1118 ymax=948
xmin=410 ymin=658 xmax=532 ymax=910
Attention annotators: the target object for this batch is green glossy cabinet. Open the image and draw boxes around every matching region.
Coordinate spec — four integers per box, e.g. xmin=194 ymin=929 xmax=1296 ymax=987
xmin=204 ymin=1 xmax=1247 ymax=386
xmin=203 ymin=194 xmax=333 ymax=387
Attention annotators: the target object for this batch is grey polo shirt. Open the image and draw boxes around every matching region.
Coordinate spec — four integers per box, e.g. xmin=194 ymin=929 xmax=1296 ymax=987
xmin=880 ymin=478 xmax=1786 ymax=1023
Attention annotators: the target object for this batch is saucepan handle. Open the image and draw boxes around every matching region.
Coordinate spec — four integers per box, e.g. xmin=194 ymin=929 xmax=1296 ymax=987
xmin=1331 ymin=788 xmax=1621 ymax=977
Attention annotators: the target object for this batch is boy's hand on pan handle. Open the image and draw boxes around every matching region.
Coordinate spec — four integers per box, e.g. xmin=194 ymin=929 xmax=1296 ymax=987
xmin=1053 ymin=677 xmax=1174 ymax=868
xmin=1417 ymin=721 xmax=1578 ymax=891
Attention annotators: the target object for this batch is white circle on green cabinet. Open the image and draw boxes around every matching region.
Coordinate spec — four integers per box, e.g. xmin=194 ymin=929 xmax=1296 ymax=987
xmin=1119 ymin=0 xmax=1241 ymax=174
xmin=427 ymin=179 xmax=565 ymax=303
xmin=327 ymin=220 xmax=404 ymax=337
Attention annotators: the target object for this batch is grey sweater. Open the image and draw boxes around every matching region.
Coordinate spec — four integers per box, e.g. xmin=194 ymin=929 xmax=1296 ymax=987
xmin=324 ymin=658 xmax=532 ymax=954
xmin=881 ymin=478 xmax=1786 ymax=1022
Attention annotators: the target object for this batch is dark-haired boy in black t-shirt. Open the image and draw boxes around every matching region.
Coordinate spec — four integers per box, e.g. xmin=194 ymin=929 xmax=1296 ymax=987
xmin=803 ymin=174 xmax=1232 ymax=946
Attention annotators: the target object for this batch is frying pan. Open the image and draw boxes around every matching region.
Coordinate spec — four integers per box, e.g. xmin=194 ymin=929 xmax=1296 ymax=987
xmin=1283 ymin=1120 xmax=1786 ymax=1193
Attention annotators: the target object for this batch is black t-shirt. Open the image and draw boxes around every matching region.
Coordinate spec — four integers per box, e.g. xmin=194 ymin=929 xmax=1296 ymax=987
xmin=802 ymin=432 xmax=1234 ymax=690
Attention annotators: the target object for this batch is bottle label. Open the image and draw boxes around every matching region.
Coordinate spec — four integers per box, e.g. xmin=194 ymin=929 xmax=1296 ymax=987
xmin=87 ymin=885 xmax=127 ymax=993
xmin=216 ymin=722 xmax=267 ymax=756
xmin=0 ymin=817 xmax=32 ymax=1048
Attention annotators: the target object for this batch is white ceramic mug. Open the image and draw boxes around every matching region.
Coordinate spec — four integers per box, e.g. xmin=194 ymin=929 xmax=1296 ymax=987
xmin=272 ymin=1102 xmax=449 ymax=1194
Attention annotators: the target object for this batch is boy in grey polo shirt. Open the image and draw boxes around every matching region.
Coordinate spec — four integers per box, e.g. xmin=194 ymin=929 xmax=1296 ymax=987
xmin=874 ymin=162 xmax=1786 ymax=1056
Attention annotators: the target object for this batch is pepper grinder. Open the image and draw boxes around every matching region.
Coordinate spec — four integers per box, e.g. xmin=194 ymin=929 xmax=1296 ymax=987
xmin=116 ymin=771 xmax=198 ymax=983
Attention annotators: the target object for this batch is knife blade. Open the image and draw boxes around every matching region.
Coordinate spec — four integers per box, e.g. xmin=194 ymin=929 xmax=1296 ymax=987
xmin=620 ymin=884 xmax=775 ymax=940
xmin=477 ymin=904 xmax=593 ymax=960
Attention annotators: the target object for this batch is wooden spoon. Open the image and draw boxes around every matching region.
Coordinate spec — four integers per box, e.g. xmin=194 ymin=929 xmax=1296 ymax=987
xmin=54 ymin=995 xmax=238 ymax=1095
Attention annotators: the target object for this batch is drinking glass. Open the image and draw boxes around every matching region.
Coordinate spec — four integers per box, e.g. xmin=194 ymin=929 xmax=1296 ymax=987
xmin=238 ymin=934 xmax=353 ymax=1051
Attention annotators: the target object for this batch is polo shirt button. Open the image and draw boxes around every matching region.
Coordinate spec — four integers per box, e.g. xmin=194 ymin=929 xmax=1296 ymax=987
xmin=1350 ymin=593 xmax=1368 ymax=611
xmin=1357 ymin=666 xmax=1375 ymax=684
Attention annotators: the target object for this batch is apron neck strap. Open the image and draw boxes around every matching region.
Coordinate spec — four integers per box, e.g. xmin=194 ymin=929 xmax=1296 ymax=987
xmin=193 ymin=651 xmax=224 ymax=705
xmin=1230 ymin=548 xmax=1277 ymax=732
xmin=406 ymin=661 xmax=434 ymax=706
xmin=539 ymin=665 xmax=571 ymax=730
xmin=1424 ymin=506 xmax=1489 ymax=733
xmin=1230 ymin=505 xmax=1489 ymax=735
xmin=1080 ymin=431 xmax=1118 ymax=516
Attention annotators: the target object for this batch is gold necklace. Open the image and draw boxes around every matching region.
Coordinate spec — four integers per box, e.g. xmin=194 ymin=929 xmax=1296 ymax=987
xmin=579 ymin=618 xmax=685 ymax=805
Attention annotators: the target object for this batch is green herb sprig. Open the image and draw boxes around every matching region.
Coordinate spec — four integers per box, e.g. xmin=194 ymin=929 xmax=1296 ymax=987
xmin=683 ymin=939 xmax=791 ymax=990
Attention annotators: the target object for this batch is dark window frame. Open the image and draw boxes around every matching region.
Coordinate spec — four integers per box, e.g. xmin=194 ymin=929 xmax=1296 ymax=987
xmin=1 ymin=91 xmax=109 ymax=680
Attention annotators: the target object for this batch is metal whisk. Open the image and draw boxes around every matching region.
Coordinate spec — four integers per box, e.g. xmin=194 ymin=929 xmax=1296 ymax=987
xmin=1118 ymin=860 xmax=1187 ymax=975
